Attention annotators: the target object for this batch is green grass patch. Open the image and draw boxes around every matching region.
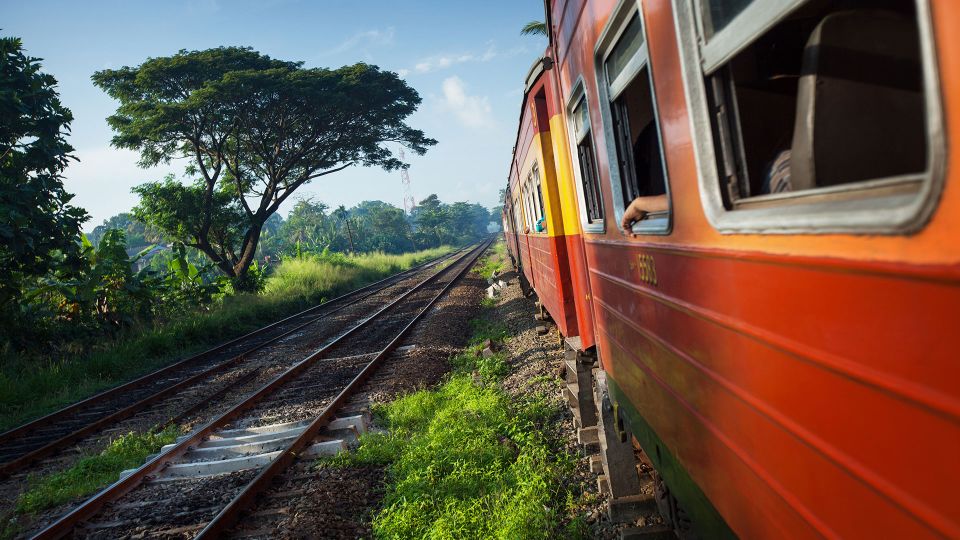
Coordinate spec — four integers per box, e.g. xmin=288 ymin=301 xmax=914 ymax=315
xmin=14 ymin=427 xmax=178 ymax=514
xmin=468 ymin=317 xmax=509 ymax=347
xmin=474 ymin=239 xmax=507 ymax=280
xmin=327 ymin=376 xmax=572 ymax=539
xmin=324 ymin=294 xmax=577 ymax=538
xmin=0 ymin=247 xmax=453 ymax=432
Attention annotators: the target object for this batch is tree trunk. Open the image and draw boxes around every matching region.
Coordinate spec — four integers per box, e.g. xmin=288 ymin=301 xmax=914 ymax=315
xmin=195 ymin=239 xmax=237 ymax=278
xmin=231 ymin=222 xmax=265 ymax=292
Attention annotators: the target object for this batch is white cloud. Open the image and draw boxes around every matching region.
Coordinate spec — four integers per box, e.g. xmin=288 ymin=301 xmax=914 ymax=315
xmin=396 ymin=68 xmax=410 ymax=78
xmin=322 ymin=28 xmax=395 ymax=56
xmin=440 ymin=76 xmax=494 ymax=129
xmin=410 ymin=42 xmax=527 ymax=74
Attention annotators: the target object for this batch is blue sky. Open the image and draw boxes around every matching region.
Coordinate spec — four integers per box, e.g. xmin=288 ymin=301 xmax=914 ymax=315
xmin=2 ymin=0 xmax=546 ymax=229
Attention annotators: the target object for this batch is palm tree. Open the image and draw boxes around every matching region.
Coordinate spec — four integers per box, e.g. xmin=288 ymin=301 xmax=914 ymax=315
xmin=521 ymin=21 xmax=547 ymax=36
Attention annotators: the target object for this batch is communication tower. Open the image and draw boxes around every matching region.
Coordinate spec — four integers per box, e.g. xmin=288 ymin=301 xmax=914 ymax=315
xmin=399 ymin=147 xmax=415 ymax=214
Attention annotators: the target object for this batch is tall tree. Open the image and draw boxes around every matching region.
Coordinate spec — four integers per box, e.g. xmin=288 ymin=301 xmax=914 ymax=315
xmin=351 ymin=200 xmax=414 ymax=253
xmin=0 ymin=36 xmax=88 ymax=307
xmin=411 ymin=194 xmax=446 ymax=248
xmin=94 ymin=47 xmax=435 ymax=289
xmin=280 ymin=199 xmax=330 ymax=253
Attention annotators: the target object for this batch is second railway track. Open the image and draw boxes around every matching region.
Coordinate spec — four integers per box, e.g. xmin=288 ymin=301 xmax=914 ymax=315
xmin=29 ymin=239 xmax=491 ymax=539
xmin=0 ymin=248 xmax=463 ymax=481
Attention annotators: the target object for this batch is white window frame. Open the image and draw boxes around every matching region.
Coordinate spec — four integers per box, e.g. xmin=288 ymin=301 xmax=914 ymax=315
xmin=594 ymin=0 xmax=673 ymax=236
xmin=533 ymin=164 xmax=545 ymax=222
xmin=695 ymin=0 xmax=806 ymax=73
xmin=673 ymin=0 xmax=946 ymax=234
xmin=513 ymin=193 xmax=525 ymax=234
xmin=566 ymin=78 xmax=606 ymax=233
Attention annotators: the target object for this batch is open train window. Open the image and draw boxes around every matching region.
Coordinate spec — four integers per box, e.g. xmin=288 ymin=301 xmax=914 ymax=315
xmin=528 ymin=163 xmax=547 ymax=233
xmin=567 ymin=82 xmax=605 ymax=231
xmin=595 ymin=4 xmax=672 ymax=235
xmin=673 ymin=0 xmax=944 ymax=233
xmin=513 ymin=193 xmax=525 ymax=234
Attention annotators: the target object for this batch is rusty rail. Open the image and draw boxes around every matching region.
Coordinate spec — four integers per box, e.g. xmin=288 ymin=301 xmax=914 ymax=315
xmin=31 ymin=241 xmax=488 ymax=540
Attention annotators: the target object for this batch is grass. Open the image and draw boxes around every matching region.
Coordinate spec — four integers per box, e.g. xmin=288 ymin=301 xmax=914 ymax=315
xmin=323 ymin=289 xmax=579 ymax=539
xmin=328 ymin=376 xmax=572 ymax=539
xmin=1 ymin=427 xmax=178 ymax=540
xmin=0 ymin=247 xmax=453 ymax=432
xmin=13 ymin=427 xmax=178 ymax=515
xmin=474 ymin=239 xmax=508 ymax=281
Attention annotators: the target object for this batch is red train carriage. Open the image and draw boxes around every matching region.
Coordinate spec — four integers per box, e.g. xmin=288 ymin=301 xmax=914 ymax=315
xmin=506 ymin=0 xmax=960 ymax=537
xmin=505 ymin=59 xmax=596 ymax=346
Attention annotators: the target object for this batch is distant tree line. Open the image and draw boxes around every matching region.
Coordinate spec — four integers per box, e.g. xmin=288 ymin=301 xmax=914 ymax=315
xmin=91 ymin=194 xmax=496 ymax=265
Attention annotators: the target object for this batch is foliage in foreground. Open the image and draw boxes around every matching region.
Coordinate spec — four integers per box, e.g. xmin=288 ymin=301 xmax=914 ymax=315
xmin=0 ymin=247 xmax=452 ymax=432
xmin=0 ymin=35 xmax=88 ymax=310
xmin=14 ymin=427 xmax=177 ymax=514
xmin=325 ymin=304 xmax=574 ymax=539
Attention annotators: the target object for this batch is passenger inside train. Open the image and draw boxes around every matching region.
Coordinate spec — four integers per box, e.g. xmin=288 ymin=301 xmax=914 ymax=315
xmin=622 ymin=0 xmax=926 ymax=233
xmin=704 ymin=0 xmax=926 ymax=206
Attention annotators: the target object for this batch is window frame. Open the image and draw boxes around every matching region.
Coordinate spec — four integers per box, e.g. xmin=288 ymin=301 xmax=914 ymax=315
xmin=672 ymin=0 xmax=946 ymax=234
xmin=694 ymin=0 xmax=806 ymax=73
xmin=594 ymin=0 xmax=673 ymax=236
xmin=566 ymin=78 xmax=606 ymax=233
xmin=533 ymin=164 xmax=546 ymax=222
xmin=524 ymin=163 xmax=547 ymax=234
xmin=513 ymin=192 xmax=525 ymax=234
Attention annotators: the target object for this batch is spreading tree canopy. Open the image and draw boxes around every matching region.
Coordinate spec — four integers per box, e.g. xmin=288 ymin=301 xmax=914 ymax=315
xmin=0 ymin=36 xmax=88 ymax=307
xmin=93 ymin=47 xmax=435 ymax=289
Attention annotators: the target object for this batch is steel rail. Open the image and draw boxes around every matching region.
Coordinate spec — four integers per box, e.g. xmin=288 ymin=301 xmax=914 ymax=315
xmin=31 ymin=241 xmax=487 ymax=540
xmin=0 ymin=249 xmax=461 ymax=478
xmin=196 ymin=237 xmax=492 ymax=538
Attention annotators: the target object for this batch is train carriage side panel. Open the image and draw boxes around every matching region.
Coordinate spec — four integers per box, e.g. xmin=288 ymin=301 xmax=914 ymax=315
xmin=510 ymin=116 xmax=538 ymax=291
xmin=544 ymin=58 xmax=599 ymax=351
xmin=548 ymin=0 xmax=960 ymax=538
xmin=530 ymin=78 xmax=580 ymax=338
xmin=510 ymin=64 xmax=582 ymax=339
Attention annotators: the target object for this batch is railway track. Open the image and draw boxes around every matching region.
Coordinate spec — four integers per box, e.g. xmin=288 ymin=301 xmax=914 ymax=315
xmin=0 ymin=249 xmax=463 ymax=479
xmin=30 ymin=239 xmax=491 ymax=539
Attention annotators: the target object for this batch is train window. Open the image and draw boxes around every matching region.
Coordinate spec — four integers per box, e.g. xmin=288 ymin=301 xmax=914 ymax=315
xmin=567 ymin=83 xmax=604 ymax=229
xmin=533 ymin=165 xmax=546 ymax=222
xmin=674 ymin=0 xmax=945 ymax=233
xmin=523 ymin=186 xmax=534 ymax=231
xmin=595 ymin=6 xmax=672 ymax=235
xmin=525 ymin=163 xmax=547 ymax=233
xmin=514 ymin=194 xmax=525 ymax=234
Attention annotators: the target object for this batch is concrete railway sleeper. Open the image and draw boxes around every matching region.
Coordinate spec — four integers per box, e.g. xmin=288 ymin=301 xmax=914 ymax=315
xmin=561 ymin=341 xmax=690 ymax=539
xmin=0 ymin=249 xmax=463 ymax=479
xmin=30 ymin=239 xmax=492 ymax=539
